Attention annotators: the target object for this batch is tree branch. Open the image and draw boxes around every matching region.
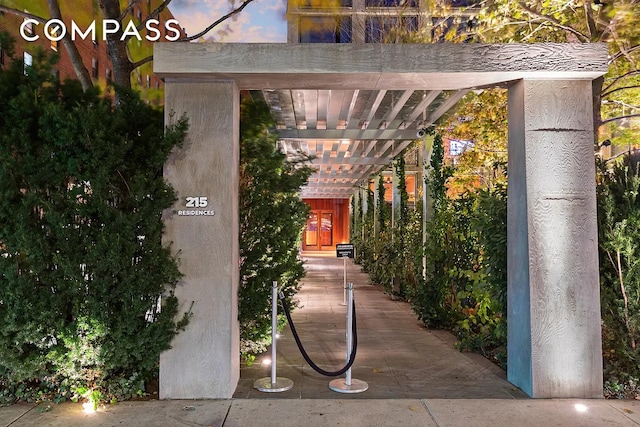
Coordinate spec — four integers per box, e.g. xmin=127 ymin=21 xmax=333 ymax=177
xmin=0 ymin=5 xmax=47 ymax=23
xmin=118 ymin=0 xmax=143 ymax=22
xmin=605 ymin=147 xmax=640 ymax=164
xmin=609 ymin=44 xmax=640 ymax=63
xmin=603 ymin=70 xmax=640 ymax=92
xmin=600 ymin=113 xmax=640 ymax=126
xmin=131 ymin=55 xmax=153 ymax=70
xmin=602 ymin=84 xmax=640 ymax=98
xmin=48 ymin=0 xmax=93 ymax=91
xmin=179 ymin=0 xmax=256 ymax=42
xmin=583 ymin=2 xmax=598 ymax=40
xmin=136 ymin=0 xmax=174 ymax=32
xmin=517 ymin=2 xmax=590 ymax=42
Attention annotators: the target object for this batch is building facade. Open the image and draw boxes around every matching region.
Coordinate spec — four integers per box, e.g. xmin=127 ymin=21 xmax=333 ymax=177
xmin=287 ymin=0 xmax=479 ymax=44
xmin=0 ymin=0 xmax=179 ymax=104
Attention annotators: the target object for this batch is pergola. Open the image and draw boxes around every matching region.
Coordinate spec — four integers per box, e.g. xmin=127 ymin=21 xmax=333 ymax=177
xmin=154 ymin=42 xmax=608 ymax=399
xmin=264 ymin=86 xmax=467 ymax=198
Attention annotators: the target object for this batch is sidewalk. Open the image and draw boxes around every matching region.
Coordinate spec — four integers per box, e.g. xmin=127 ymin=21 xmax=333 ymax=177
xmin=3 ymin=398 xmax=640 ymax=426
xmin=2 ymin=254 xmax=640 ymax=426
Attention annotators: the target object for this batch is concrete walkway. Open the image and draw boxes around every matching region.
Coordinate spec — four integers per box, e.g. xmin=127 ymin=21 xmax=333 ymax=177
xmin=2 ymin=254 xmax=640 ymax=426
xmin=235 ymin=253 xmax=524 ymax=399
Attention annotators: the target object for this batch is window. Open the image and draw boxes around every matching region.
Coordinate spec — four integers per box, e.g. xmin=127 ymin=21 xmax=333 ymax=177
xmin=450 ymin=0 xmax=475 ymax=6
xmin=49 ymin=26 xmax=59 ymax=51
xmin=431 ymin=16 xmax=455 ymax=42
xmin=23 ymin=16 xmax=34 ymax=36
xmin=300 ymin=0 xmax=352 ymax=6
xmin=449 ymin=139 xmax=473 ymax=157
xmin=299 ymin=17 xmax=351 ymax=43
xmin=365 ymin=0 xmax=417 ymax=6
xmin=91 ymin=57 xmax=99 ymax=79
xmin=366 ymin=16 xmax=418 ymax=43
xmin=23 ymin=51 xmax=33 ymax=75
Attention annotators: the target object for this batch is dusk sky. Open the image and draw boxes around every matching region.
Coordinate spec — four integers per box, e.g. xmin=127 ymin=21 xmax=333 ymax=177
xmin=169 ymin=0 xmax=287 ymax=42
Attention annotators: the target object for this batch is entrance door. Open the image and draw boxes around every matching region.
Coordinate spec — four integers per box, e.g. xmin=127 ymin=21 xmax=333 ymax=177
xmin=304 ymin=210 xmax=334 ymax=250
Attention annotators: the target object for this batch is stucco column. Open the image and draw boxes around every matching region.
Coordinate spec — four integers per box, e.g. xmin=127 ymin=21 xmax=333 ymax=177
xmin=507 ymin=79 xmax=602 ymax=398
xmin=160 ymin=80 xmax=240 ymax=399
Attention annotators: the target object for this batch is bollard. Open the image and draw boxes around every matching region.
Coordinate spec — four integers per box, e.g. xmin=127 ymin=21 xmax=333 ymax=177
xmin=329 ymin=282 xmax=368 ymax=393
xmin=254 ymin=281 xmax=294 ymax=393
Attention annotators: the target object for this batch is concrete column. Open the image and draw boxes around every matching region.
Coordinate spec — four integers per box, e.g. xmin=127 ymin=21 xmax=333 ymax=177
xmin=160 ymin=80 xmax=240 ymax=399
xmin=507 ymin=79 xmax=602 ymax=398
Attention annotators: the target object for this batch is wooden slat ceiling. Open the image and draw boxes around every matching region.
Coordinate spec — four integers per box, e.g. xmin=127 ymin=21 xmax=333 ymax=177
xmin=260 ymin=88 xmax=468 ymax=198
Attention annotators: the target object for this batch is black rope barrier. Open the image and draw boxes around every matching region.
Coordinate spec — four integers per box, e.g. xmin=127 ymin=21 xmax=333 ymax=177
xmin=279 ymin=292 xmax=358 ymax=377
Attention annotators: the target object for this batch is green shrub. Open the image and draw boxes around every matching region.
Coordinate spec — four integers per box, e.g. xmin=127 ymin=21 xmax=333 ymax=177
xmin=597 ymin=155 xmax=640 ymax=382
xmin=0 ymin=50 xmax=189 ymax=404
xmin=238 ymin=98 xmax=313 ymax=358
xmin=354 ymin=130 xmax=507 ymax=365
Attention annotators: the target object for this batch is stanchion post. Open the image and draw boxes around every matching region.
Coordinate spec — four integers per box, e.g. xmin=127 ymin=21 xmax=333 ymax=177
xmin=345 ymin=281 xmax=353 ymax=386
xmin=253 ymin=281 xmax=294 ymax=393
xmin=342 ymin=257 xmax=347 ymax=306
xmin=270 ymin=281 xmax=277 ymax=384
xmin=329 ymin=282 xmax=368 ymax=394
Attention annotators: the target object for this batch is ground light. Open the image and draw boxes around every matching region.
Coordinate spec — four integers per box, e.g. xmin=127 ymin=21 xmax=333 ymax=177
xmin=82 ymin=401 xmax=97 ymax=414
xmin=574 ymin=403 xmax=589 ymax=413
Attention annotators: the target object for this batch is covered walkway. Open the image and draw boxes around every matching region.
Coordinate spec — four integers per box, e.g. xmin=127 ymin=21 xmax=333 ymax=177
xmin=234 ymin=254 xmax=525 ymax=399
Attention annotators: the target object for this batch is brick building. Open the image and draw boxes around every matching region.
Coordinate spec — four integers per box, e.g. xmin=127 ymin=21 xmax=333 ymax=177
xmin=0 ymin=0 xmax=180 ymax=104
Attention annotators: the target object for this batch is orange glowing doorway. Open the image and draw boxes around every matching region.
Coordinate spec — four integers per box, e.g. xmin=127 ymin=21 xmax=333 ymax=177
xmin=303 ymin=210 xmax=334 ymax=251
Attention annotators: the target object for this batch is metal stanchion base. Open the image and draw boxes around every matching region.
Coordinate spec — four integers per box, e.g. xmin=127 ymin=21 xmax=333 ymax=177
xmin=253 ymin=377 xmax=294 ymax=393
xmin=328 ymin=378 xmax=368 ymax=394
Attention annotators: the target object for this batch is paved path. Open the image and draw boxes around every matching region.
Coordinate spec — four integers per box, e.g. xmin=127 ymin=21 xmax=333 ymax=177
xmin=234 ymin=253 xmax=525 ymax=399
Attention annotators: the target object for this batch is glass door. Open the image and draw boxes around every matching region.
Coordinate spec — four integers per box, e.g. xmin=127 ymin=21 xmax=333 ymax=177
xmin=305 ymin=212 xmax=319 ymax=249
xmin=304 ymin=210 xmax=334 ymax=250
xmin=320 ymin=212 xmax=333 ymax=247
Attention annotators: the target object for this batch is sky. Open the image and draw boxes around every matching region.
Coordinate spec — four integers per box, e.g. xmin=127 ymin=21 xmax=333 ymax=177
xmin=169 ymin=0 xmax=288 ymax=43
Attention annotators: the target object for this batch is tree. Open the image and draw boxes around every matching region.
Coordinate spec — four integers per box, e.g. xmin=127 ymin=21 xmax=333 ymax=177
xmin=597 ymin=154 xmax=640 ymax=389
xmin=0 ymin=49 xmax=189 ymax=404
xmin=238 ymin=97 xmax=313 ymax=357
xmin=442 ymin=89 xmax=508 ymax=196
xmin=0 ymin=0 xmax=257 ymax=91
xmin=478 ymin=0 xmax=640 ymax=146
